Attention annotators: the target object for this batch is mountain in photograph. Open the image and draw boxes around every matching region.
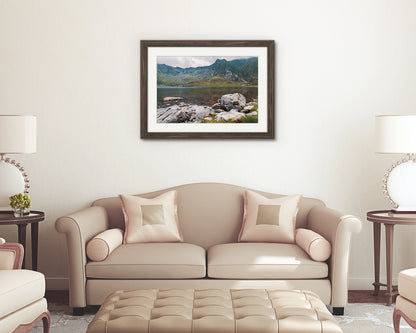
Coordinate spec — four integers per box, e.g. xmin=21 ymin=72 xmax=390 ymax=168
xmin=157 ymin=57 xmax=258 ymax=87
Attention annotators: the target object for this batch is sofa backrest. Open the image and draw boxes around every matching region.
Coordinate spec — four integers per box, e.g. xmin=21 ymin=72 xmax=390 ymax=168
xmin=92 ymin=183 xmax=325 ymax=250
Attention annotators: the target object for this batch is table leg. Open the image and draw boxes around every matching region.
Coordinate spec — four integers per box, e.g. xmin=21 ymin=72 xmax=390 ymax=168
xmin=386 ymin=223 xmax=395 ymax=306
xmin=31 ymin=222 xmax=39 ymax=271
xmin=17 ymin=223 xmax=27 ymax=269
xmin=373 ymin=223 xmax=381 ymax=295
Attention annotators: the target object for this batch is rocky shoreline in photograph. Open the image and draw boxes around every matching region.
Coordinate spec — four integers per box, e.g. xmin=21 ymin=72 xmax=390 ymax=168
xmin=157 ymin=93 xmax=258 ymax=123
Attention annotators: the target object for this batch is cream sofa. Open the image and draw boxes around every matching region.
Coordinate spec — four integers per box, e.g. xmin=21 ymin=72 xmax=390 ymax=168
xmin=55 ymin=183 xmax=361 ymax=316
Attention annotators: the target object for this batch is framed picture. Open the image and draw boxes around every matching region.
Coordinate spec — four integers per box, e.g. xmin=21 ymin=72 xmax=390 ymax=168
xmin=140 ymin=40 xmax=275 ymax=139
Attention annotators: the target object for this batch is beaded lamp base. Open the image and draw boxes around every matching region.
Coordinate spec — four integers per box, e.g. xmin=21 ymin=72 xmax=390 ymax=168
xmin=383 ymin=155 xmax=416 ymax=212
xmin=0 ymin=154 xmax=30 ymax=207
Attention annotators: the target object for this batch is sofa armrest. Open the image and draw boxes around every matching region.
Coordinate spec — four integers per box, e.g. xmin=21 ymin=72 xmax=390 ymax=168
xmin=55 ymin=206 xmax=109 ymax=308
xmin=307 ymin=205 xmax=362 ymax=308
xmin=0 ymin=242 xmax=24 ymax=270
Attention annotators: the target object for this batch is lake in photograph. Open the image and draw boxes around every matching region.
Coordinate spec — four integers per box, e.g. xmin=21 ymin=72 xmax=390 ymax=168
xmin=157 ymin=87 xmax=258 ymax=108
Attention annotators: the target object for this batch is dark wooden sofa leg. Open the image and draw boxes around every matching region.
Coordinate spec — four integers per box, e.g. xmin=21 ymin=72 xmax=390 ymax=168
xmin=73 ymin=307 xmax=85 ymax=316
xmin=332 ymin=307 xmax=344 ymax=315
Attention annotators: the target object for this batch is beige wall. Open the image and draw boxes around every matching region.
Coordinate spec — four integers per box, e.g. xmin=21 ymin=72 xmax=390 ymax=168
xmin=1 ymin=0 xmax=416 ymax=290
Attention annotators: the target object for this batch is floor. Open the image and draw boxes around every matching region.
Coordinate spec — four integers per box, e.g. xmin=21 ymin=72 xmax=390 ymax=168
xmin=35 ymin=302 xmax=411 ymax=333
xmin=348 ymin=290 xmax=397 ymax=304
xmin=35 ymin=292 xmax=410 ymax=333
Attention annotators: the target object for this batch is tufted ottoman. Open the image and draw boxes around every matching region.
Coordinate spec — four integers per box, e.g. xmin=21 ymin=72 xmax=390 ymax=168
xmin=87 ymin=289 xmax=341 ymax=333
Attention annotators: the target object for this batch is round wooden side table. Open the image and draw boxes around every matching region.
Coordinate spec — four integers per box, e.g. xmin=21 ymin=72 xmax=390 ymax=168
xmin=0 ymin=210 xmax=45 ymax=270
xmin=367 ymin=210 xmax=416 ymax=305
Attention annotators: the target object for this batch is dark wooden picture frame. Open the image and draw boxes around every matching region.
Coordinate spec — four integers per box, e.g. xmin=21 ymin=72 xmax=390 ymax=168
xmin=140 ymin=40 xmax=275 ymax=139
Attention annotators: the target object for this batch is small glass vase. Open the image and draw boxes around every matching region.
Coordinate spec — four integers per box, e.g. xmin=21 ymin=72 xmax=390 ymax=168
xmin=13 ymin=207 xmax=30 ymax=217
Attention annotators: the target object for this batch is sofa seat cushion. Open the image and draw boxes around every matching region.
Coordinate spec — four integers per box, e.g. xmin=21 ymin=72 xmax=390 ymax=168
xmin=207 ymin=243 xmax=328 ymax=279
xmin=86 ymin=243 xmax=206 ymax=279
xmin=0 ymin=270 xmax=45 ymax=318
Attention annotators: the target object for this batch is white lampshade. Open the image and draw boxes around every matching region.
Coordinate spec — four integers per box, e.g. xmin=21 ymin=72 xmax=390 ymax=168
xmin=376 ymin=115 xmax=416 ymax=212
xmin=0 ymin=115 xmax=36 ymax=153
xmin=0 ymin=115 xmax=36 ymax=208
xmin=375 ymin=115 xmax=416 ymax=154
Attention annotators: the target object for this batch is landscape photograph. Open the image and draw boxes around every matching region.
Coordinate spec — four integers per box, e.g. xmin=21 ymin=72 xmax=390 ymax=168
xmin=156 ymin=56 xmax=259 ymax=124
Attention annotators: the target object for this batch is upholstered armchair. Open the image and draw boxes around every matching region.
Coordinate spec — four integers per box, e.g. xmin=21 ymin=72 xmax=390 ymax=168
xmin=394 ymin=268 xmax=416 ymax=333
xmin=0 ymin=237 xmax=50 ymax=333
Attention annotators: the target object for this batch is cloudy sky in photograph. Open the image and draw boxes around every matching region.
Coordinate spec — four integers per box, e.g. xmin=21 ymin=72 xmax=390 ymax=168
xmin=157 ymin=56 xmax=251 ymax=68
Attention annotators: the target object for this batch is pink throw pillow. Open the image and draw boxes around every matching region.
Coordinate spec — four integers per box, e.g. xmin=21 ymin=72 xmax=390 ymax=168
xmin=295 ymin=228 xmax=331 ymax=261
xmin=119 ymin=191 xmax=183 ymax=244
xmin=238 ymin=190 xmax=302 ymax=243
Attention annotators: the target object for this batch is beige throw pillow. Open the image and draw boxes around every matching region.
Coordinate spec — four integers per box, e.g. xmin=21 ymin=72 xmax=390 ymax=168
xmin=119 ymin=191 xmax=183 ymax=244
xmin=86 ymin=228 xmax=124 ymax=261
xmin=238 ymin=190 xmax=302 ymax=243
xmin=295 ymin=228 xmax=331 ymax=261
